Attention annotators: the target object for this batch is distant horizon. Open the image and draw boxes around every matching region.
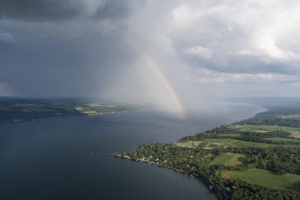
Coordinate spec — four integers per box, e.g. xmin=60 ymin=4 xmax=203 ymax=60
xmin=1 ymin=96 xmax=300 ymax=100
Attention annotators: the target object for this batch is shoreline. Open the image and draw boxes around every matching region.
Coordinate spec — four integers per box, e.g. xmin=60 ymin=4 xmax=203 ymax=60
xmin=113 ymin=153 xmax=185 ymax=173
xmin=113 ymin=152 xmax=218 ymax=199
xmin=114 ymin=106 xmax=300 ymax=200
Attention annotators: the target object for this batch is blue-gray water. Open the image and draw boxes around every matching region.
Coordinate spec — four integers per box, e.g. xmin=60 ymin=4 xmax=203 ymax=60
xmin=0 ymin=103 xmax=265 ymax=200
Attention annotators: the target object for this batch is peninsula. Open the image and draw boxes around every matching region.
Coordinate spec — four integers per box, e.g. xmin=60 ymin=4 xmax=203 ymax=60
xmin=115 ymin=104 xmax=300 ymax=200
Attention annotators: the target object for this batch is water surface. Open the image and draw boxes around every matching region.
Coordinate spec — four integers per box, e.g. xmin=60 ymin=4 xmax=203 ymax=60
xmin=0 ymin=103 xmax=265 ymax=200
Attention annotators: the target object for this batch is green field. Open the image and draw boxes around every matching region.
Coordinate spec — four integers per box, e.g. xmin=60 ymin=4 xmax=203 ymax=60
xmin=230 ymin=124 xmax=299 ymax=133
xmin=291 ymin=131 xmax=300 ymax=138
xmin=199 ymin=138 xmax=282 ymax=149
xmin=210 ymin=153 xmax=244 ymax=166
xmin=218 ymin=133 xmax=240 ymax=137
xmin=265 ymin=137 xmax=300 ymax=142
xmin=279 ymin=114 xmax=300 ymax=119
xmin=227 ymin=168 xmax=300 ymax=191
xmin=176 ymin=140 xmax=202 ymax=148
xmin=179 ymin=138 xmax=300 ymax=149
xmin=75 ymin=104 xmax=127 ymax=115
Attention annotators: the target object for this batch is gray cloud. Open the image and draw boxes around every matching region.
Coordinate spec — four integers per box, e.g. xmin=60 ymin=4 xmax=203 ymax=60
xmin=1 ymin=0 xmax=300 ymax=116
xmin=167 ymin=0 xmax=300 ymax=75
xmin=0 ymin=0 xmax=129 ymax=22
xmin=0 ymin=31 xmax=14 ymax=42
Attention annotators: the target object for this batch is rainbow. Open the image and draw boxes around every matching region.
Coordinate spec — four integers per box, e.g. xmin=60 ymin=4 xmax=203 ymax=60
xmin=124 ymin=36 xmax=186 ymax=119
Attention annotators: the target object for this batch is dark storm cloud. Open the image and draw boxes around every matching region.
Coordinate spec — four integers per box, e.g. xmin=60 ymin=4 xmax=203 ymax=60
xmin=1 ymin=0 xmax=300 ymax=101
xmin=1 ymin=0 xmax=80 ymax=21
xmin=0 ymin=0 xmax=128 ymax=22
xmin=0 ymin=28 xmax=136 ymax=98
xmin=0 ymin=0 xmax=141 ymax=99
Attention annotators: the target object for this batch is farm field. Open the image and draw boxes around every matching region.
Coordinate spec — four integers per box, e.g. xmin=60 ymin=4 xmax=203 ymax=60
xmin=197 ymin=138 xmax=296 ymax=149
xmin=265 ymin=137 xmax=300 ymax=142
xmin=290 ymin=131 xmax=300 ymax=138
xmin=229 ymin=124 xmax=299 ymax=133
xmin=225 ymin=168 xmax=300 ymax=191
xmin=209 ymin=153 xmax=244 ymax=166
xmin=279 ymin=115 xmax=300 ymax=119
xmin=178 ymin=137 xmax=300 ymax=149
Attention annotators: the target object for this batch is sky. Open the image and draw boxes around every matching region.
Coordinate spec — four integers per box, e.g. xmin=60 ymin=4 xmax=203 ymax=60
xmin=1 ymin=0 xmax=300 ymax=115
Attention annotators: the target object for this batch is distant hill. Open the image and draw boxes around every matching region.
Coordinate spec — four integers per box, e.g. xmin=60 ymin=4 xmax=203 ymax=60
xmin=0 ymin=98 xmax=138 ymax=123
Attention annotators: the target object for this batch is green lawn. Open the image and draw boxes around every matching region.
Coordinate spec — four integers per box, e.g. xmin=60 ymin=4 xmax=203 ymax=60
xmin=210 ymin=153 xmax=244 ymax=166
xmin=228 ymin=168 xmax=300 ymax=191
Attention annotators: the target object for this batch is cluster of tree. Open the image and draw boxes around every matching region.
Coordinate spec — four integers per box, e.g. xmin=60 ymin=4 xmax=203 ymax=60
xmin=197 ymin=169 xmax=300 ymax=200
xmin=239 ymin=108 xmax=300 ymax=128
xmin=219 ymin=179 xmax=300 ymax=200
xmin=119 ymin=143 xmax=214 ymax=172
xmin=178 ymin=126 xmax=241 ymax=142
xmin=117 ymin=143 xmax=300 ymax=199
xmin=237 ymin=131 xmax=300 ymax=145
xmin=241 ymin=117 xmax=300 ymax=128
xmin=179 ymin=126 xmax=300 ymax=145
xmin=202 ymin=146 xmax=300 ymax=175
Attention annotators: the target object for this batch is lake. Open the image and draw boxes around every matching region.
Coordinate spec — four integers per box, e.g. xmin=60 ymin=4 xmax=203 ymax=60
xmin=0 ymin=103 xmax=265 ymax=200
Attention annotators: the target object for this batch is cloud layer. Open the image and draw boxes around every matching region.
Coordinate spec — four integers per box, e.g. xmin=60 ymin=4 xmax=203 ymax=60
xmin=1 ymin=0 xmax=300 ymax=115
xmin=1 ymin=0 xmax=115 ymax=21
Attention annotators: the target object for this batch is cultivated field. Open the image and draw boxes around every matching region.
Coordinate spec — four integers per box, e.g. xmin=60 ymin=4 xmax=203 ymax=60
xmin=224 ymin=168 xmax=300 ymax=191
xmin=210 ymin=153 xmax=244 ymax=166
